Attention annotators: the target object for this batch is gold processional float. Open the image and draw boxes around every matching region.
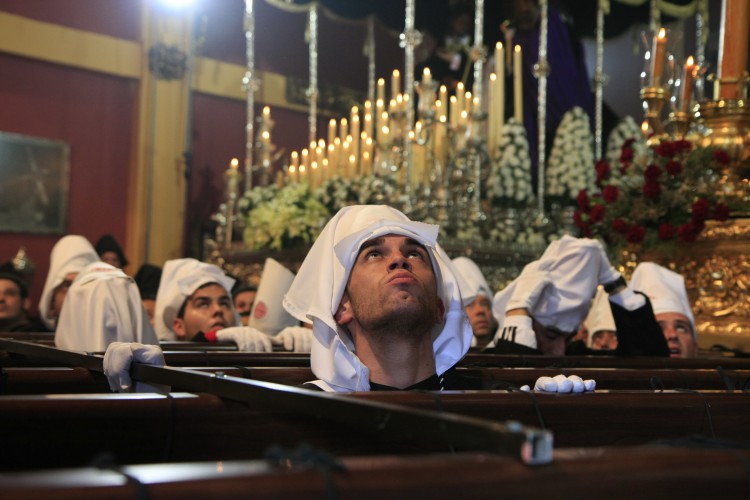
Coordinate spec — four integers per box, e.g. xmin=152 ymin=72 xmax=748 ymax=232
xmin=206 ymin=0 xmax=750 ymax=352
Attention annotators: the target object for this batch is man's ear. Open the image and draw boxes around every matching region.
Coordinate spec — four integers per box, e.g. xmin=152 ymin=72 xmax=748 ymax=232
xmin=172 ymin=318 xmax=187 ymax=340
xmin=435 ymin=298 xmax=446 ymax=325
xmin=334 ymin=292 xmax=354 ymax=326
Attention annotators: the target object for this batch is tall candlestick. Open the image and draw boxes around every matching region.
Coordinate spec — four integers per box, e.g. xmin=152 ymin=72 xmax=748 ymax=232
xmin=717 ymin=0 xmax=750 ymax=99
xmin=391 ymin=69 xmax=401 ymax=100
xmin=681 ymin=56 xmax=696 ymax=113
xmin=495 ymin=42 xmax=505 ymax=128
xmin=650 ymin=28 xmax=667 ymax=87
xmin=513 ymin=45 xmax=523 ymax=122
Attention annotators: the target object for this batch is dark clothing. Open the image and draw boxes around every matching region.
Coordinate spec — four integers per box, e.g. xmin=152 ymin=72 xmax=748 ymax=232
xmin=302 ymin=366 xmax=483 ymax=392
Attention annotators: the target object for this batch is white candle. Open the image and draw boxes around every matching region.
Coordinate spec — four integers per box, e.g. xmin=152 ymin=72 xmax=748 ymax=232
xmin=391 ymin=69 xmax=401 ymax=100
xmin=495 ymin=42 xmax=505 ymax=128
xmin=513 ymin=45 xmax=523 ymax=123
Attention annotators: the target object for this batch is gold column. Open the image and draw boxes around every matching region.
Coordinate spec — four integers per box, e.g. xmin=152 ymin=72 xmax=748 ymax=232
xmin=126 ymin=3 xmax=194 ymax=267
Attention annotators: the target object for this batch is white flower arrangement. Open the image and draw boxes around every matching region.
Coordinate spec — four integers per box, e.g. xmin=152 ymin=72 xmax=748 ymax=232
xmin=487 ymin=118 xmax=533 ymax=207
xmin=605 ymin=115 xmax=642 ymax=166
xmin=241 ymin=182 xmax=329 ymax=251
xmin=546 ymin=107 xmax=595 ymax=204
xmin=315 ymin=173 xmax=401 ymax=214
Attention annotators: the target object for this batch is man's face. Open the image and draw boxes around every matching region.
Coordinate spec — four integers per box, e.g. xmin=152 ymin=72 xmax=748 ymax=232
xmin=465 ymin=295 xmax=494 ymax=338
xmin=173 ymin=283 xmax=236 ymax=340
xmin=336 ymin=234 xmax=444 ymax=336
xmin=590 ymin=330 xmax=618 ymax=351
xmin=49 ymin=272 xmax=77 ymax=321
xmin=234 ymin=290 xmax=257 ymax=327
xmin=0 ymin=279 xmax=26 ymax=322
xmin=657 ymin=312 xmax=696 ymax=358
xmin=100 ymin=251 xmax=122 ymax=269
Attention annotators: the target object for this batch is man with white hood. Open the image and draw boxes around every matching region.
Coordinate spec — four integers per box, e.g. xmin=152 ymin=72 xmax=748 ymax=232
xmin=488 ymin=235 xmax=668 ymax=358
xmin=153 ymin=258 xmax=310 ymax=352
xmin=451 ymin=257 xmax=498 ymax=348
xmin=38 ymin=235 xmax=100 ymax=331
xmin=630 ymin=262 xmax=697 ymax=358
xmin=282 ymin=205 xmax=475 ymax=392
xmin=55 ymin=261 xmax=159 ymax=352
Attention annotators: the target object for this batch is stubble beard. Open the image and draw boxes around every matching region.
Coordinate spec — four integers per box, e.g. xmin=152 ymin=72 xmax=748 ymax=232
xmin=350 ymin=291 xmax=439 ymax=341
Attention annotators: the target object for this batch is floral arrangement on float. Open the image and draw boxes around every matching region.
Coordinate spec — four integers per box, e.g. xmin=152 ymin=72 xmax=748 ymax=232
xmin=573 ymin=137 xmax=733 ymax=257
xmin=546 ymin=107 xmax=596 ymax=205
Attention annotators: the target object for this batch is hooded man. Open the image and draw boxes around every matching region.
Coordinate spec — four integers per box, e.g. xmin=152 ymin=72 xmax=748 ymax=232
xmin=282 ymin=205 xmax=474 ymax=392
xmin=451 ymin=257 xmax=498 ymax=348
xmin=55 ymin=262 xmax=159 ymax=352
xmin=38 ymin=235 xmax=100 ymax=331
xmin=630 ymin=262 xmax=697 ymax=358
xmin=0 ymin=263 xmax=32 ymax=332
xmin=94 ymin=234 xmax=128 ymax=270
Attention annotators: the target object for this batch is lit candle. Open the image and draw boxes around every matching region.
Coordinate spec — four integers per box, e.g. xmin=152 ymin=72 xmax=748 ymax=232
xmin=298 ymin=164 xmax=307 ymax=184
xmin=290 ymin=151 xmax=299 ymax=169
xmin=494 ymin=42 xmax=505 ymax=128
xmin=310 ymin=161 xmax=318 ymax=189
xmin=449 ymin=95 xmax=458 ymax=126
xmin=226 ymin=158 xmax=239 ymax=197
xmin=456 ymin=82 xmax=465 ymax=117
xmin=262 ymin=106 xmax=271 ymax=126
xmin=328 ymin=118 xmax=336 ymax=146
xmin=718 ymin=0 xmax=750 ymax=99
xmin=288 ymin=165 xmax=297 ymax=183
xmin=377 ymin=78 xmax=386 ymax=104
xmin=339 ymin=118 xmax=348 ymax=142
xmin=513 ymin=45 xmax=523 ymax=123
xmin=650 ymin=28 xmax=667 ymax=87
xmin=422 ymin=67 xmax=432 ymax=85
xmin=391 ymin=69 xmax=401 ymax=100
xmin=681 ymin=56 xmax=696 ymax=113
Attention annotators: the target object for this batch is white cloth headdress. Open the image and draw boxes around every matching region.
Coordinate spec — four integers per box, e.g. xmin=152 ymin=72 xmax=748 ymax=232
xmin=249 ymin=258 xmax=298 ymax=335
xmin=451 ymin=256 xmax=491 ymax=305
xmin=154 ymin=258 xmax=236 ymax=341
xmin=584 ymin=287 xmax=616 ymax=346
xmin=283 ymin=205 xmax=473 ymax=392
xmin=493 ymin=235 xmax=601 ymax=334
xmin=55 ymin=262 xmax=158 ymax=351
xmin=39 ymin=235 xmax=99 ymax=329
xmin=630 ymin=262 xmax=695 ymax=339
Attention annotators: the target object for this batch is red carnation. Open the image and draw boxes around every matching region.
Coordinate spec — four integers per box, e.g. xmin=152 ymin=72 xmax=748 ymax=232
xmin=713 ymin=202 xmax=731 ymax=221
xmin=658 ymin=223 xmax=675 ymax=240
xmin=589 ymin=204 xmax=606 ymax=223
xmin=674 ymin=140 xmax=692 ymax=154
xmin=576 ymin=189 xmax=590 ymax=211
xmin=691 ymin=198 xmax=711 ymax=222
xmin=655 ymin=141 xmax=676 ymax=158
xmin=644 ymin=164 xmax=662 ymax=182
xmin=626 ymin=225 xmax=646 ymax=243
xmin=665 ymin=160 xmax=683 ymax=176
xmin=602 ymin=185 xmax=619 ymax=203
xmin=643 ymin=182 xmax=661 ymax=199
xmin=678 ymin=222 xmax=704 ymax=242
xmin=595 ymin=159 xmax=610 ymax=185
xmin=713 ymin=149 xmax=731 ymax=166
xmin=611 ymin=218 xmax=629 ymax=234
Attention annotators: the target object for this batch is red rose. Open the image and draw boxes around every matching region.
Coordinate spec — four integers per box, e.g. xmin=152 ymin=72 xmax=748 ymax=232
xmin=576 ymin=189 xmax=590 ymax=211
xmin=678 ymin=222 xmax=704 ymax=242
xmin=713 ymin=202 xmax=731 ymax=221
xmin=665 ymin=160 xmax=683 ymax=176
xmin=658 ymin=223 xmax=675 ymax=240
xmin=655 ymin=141 xmax=676 ymax=158
xmin=713 ymin=149 xmax=731 ymax=166
xmin=595 ymin=159 xmax=610 ymax=185
xmin=626 ymin=225 xmax=646 ymax=243
xmin=644 ymin=164 xmax=661 ymax=182
xmin=611 ymin=218 xmax=629 ymax=234
xmin=643 ymin=182 xmax=661 ymax=199
xmin=589 ymin=204 xmax=606 ymax=223
xmin=602 ymin=185 xmax=619 ymax=203
xmin=674 ymin=140 xmax=692 ymax=154
xmin=691 ymin=198 xmax=711 ymax=222
xmin=620 ymin=147 xmax=634 ymax=165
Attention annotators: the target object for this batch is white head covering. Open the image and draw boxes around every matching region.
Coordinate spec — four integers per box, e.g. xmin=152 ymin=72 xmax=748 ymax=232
xmin=493 ymin=235 xmax=601 ymax=334
xmin=39 ymin=235 xmax=100 ymax=330
xmin=630 ymin=262 xmax=696 ymax=339
xmin=55 ymin=262 xmax=158 ymax=351
xmin=249 ymin=258 xmax=298 ymax=335
xmin=451 ymin=256 xmax=492 ymax=306
xmin=283 ymin=205 xmax=473 ymax=392
xmin=584 ymin=287 xmax=616 ymax=347
xmin=154 ymin=258 xmax=236 ymax=341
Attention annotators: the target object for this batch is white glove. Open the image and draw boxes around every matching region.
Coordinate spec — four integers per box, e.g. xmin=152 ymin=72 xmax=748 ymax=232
xmin=521 ymin=374 xmax=596 ymax=393
xmin=495 ymin=315 xmax=537 ymax=349
xmin=103 ymin=342 xmax=167 ymax=394
xmin=505 ymin=260 xmax=553 ymax=313
xmin=216 ymin=326 xmax=273 ymax=352
xmin=272 ymin=326 xmax=312 ymax=353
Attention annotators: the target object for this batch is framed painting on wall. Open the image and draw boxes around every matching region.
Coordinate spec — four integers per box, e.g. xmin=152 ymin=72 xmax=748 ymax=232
xmin=0 ymin=132 xmax=70 ymax=234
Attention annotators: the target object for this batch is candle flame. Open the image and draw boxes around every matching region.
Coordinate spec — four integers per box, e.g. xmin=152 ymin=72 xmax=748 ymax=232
xmin=291 ymin=151 xmax=298 ymax=159
xmin=378 ymin=78 xmax=385 ymax=85
xmin=289 ymin=165 xmax=296 ymax=174
xmin=393 ymin=69 xmax=400 ymax=77
xmin=490 ymin=73 xmax=497 ymax=82
xmin=299 ymin=165 xmax=306 ymax=173
xmin=514 ymin=45 xmax=521 ymax=53
xmin=658 ymin=27 xmax=666 ymax=39
xmin=230 ymin=158 xmax=238 ymax=168
xmin=496 ymin=41 xmax=503 ymax=50
xmin=423 ymin=67 xmax=431 ymax=77
xmin=686 ymin=55 xmax=694 ymax=66
xmin=262 ymin=106 xmax=270 ymax=115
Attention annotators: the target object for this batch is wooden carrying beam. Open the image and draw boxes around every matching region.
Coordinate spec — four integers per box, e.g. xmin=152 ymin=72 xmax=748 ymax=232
xmin=0 ymin=339 xmax=553 ymax=467
xmin=1 ymin=447 xmax=750 ymax=499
